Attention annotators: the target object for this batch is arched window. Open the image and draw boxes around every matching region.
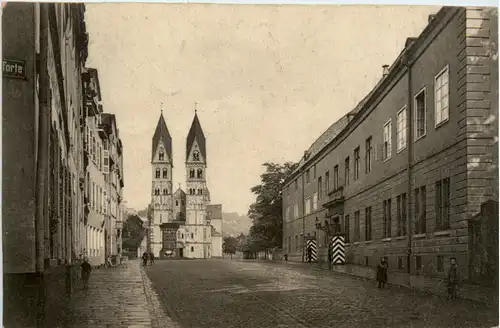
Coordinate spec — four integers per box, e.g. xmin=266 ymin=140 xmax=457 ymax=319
xmin=193 ymin=151 xmax=200 ymax=161
xmin=176 ymin=200 xmax=179 ymax=206
xmin=155 ymin=168 xmax=160 ymax=178
xmin=189 ymin=169 xmax=195 ymax=178
xmin=163 ymin=188 xmax=168 ymax=195
xmin=198 ymin=189 xmax=203 ymax=195
xmin=162 ymin=168 xmax=168 ymax=179
xmin=191 ymin=246 xmax=194 ymax=252
xmin=155 ymin=188 xmax=160 ymax=195
xmin=159 ymin=152 xmax=164 ymax=161
xmin=197 ymin=169 xmax=203 ymax=179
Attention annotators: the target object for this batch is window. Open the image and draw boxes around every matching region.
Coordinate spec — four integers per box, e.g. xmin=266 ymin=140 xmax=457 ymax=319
xmin=313 ymin=165 xmax=316 ymax=179
xmin=396 ymin=193 xmax=407 ymax=236
xmin=155 ymin=168 xmax=160 ymax=178
xmin=365 ymin=207 xmax=372 ymax=241
xmin=163 ymin=188 xmax=168 ymax=195
xmin=415 ymin=256 xmax=422 ymax=271
xmin=295 ymin=235 xmax=299 ymax=251
xmin=293 ymin=203 xmax=299 ymax=218
xmin=333 ymin=165 xmax=339 ymax=190
xmin=197 ymin=169 xmax=203 ymax=179
xmin=189 ymin=169 xmax=195 ymax=178
xmin=414 ymin=88 xmax=426 ymax=139
xmin=354 ymin=211 xmax=360 ymax=242
xmin=191 ymin=233 xmax=194 ymax=239
xmin=162 ymin=168 xmax=168 ymax=179
xmin=294 ymin=179 xmax=298 ymax=191
xmin=435 ymin=66 xmax=449 ymax=126
xmin=154 ymin=188 xmax=160 ymax=195
xmin=305 ymin=197 xmax=311 ymax=215
xmin=435 ymin=178 xmax=450 ymax=230
xmin=306 ymin=169 xmax=310 ymax=183
xmin=181 ymin=200 xmax=185 ymax=206
xmin=312 ymin=193 xmax=318 ymax=211
xmin=383 ymin=120 xmax=392 ymax=160
xmin=344 ymin=157 xmax=350 ymax=185
xmin=176 ymin=200 xmax=179 ymax=206
xmin=325 ymin=171 xmax=330 ymax=194
xmin=344 ymin=215 xmax=350 ymax=243
xmin=354 ymin=147 xmax=360 ymax=180
xmin=159 ymin=152 xmax=165 ymax=161
xmin=383 ymin=198 xmax=392 ymax=238
xmin=365 ymin=137 xmax=372 ymax=173
xmin=397 ymin=107 xmax=407 ymax=152
xmin=285 ymin=206 xmax=290 ymax=221
xmin=317 ymin=176 xmax=323 ymax=199
xmin=437 ymin=255 xmax=444 ymax=272
xmin=414 ymin=186 xmax=427 ymax=234
xmin=398 ymin=257 xmax=404 ymax=270
xmin=191 ymin=246 xmax=194 ymax=252
xmin=193 ymin=151 xmax=200 ymax=161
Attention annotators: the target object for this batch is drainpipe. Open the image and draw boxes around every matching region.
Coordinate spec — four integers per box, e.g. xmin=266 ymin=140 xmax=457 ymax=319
xmin=404 ymin=54 xmax=414 ymax=275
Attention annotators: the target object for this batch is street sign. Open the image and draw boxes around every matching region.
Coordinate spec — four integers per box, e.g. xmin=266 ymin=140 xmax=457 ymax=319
xmin=3 ymin=59 xmax=27 ymax=80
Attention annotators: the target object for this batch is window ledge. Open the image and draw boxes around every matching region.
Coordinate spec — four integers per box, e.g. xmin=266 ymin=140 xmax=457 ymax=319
xmin=434 ymin=230 xmax=452 ymax=237
xmin=414 ymin=134 xmax=426 ymax=142
xmin=345 ymin=243 xmax=351 ymax=247
xmin=397 ymin=146 xmax=407 ymax=154
xmin=435 ymin=118 xmax=449 ymax=129
xmin=413 ymin=233 xmax=426 ymax=239
xmin=395 ymin=236 xmax=406 ymax=240
xmin=382 ymin=238 xmax=392 ymax=242
xmin=383 ymin=157 xmax=391 ymax=163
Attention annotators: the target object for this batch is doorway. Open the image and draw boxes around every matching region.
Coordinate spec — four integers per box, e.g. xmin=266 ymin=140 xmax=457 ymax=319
xmin=179 ymin=248 xmax=184 ymax=258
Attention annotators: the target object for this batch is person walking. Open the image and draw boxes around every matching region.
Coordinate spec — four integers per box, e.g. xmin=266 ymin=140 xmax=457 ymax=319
xmin=149 ymin=251 xmax=155 ymax=265
xmin=447 ymin=257 xmax=460 ymax=300
xmin=142 ymin=251 xmax=149 ymax=266
xmin=81 ymin=257 xmax=92 ymax=290
xmin=376 ymin=256 xmax=388 ymax=288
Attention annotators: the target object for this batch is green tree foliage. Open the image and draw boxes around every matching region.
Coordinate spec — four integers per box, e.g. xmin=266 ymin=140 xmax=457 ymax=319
xmin=246 ymin=162 xmax=298 ymax=252
xmin=122 ymin=214 xmax=146 ymax=250
xmin=223 ymin=236 xmax=238 ymax=258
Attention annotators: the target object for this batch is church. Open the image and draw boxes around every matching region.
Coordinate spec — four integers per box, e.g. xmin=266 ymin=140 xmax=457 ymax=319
xmin=149 ymin=109 xmax=223 ymax=259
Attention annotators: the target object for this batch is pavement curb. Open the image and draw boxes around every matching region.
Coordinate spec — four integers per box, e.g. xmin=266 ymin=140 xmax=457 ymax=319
xmin=140 ymin=264 xmax=183 ymax=328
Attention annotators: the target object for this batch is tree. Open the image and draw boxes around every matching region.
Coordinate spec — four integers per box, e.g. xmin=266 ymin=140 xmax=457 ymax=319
xmin=223 ymin=236 xmax=238 ymax=259
xmin=247 ymin=162 xmax=298 ymax=252
xmin=122 ymin=214 xmax=146 ymax=251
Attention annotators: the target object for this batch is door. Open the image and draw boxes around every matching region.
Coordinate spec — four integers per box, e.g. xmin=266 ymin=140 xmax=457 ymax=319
xmin=179 ymin=248 xmax=184 ymax=258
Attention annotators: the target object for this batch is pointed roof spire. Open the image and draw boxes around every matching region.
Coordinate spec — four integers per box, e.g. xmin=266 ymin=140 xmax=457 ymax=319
xmin=152 ymin=107 xmax=173 ymax=162
xmin=186 ymin=103 xmax=206 ymax=163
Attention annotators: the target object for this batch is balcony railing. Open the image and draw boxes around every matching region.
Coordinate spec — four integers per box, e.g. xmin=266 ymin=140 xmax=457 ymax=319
xmin=322 ymin=186 xmax=345 ymax=207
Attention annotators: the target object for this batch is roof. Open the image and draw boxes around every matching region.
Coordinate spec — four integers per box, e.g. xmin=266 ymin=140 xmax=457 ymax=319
xmin=186 ymin=112 xmax=206 ymax=163
xmin=152 ymin=112 xmax=172 ymax=162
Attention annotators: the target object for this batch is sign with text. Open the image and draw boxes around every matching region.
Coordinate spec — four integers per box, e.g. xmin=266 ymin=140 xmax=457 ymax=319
xmin=3 ymin=59 xmax=27 ymax=80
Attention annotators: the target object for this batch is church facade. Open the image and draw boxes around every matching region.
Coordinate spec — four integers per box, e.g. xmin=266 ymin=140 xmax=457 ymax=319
xmin=149 ymin=110 xmax=223 ymax=259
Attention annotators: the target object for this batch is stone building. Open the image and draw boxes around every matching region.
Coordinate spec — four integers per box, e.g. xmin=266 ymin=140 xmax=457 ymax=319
xmin=149 ymin=110 xmax=221 ymax=259
xmin=3 ymin=3 xmax=90 ymax=326
xmin=283 ymin=7 xmax=498 ymax=283
xmin=207 ymin=204 xmax=224 ymax=258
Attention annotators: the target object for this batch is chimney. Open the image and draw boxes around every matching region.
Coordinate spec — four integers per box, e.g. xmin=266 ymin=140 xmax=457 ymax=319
xmin=428 ymin=14 xmax=436 ymax=23
xmin=382 ymin=65 xmax=389 ymax=77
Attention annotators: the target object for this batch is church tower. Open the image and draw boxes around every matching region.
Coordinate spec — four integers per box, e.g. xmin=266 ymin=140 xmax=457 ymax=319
xmin=150 ymin=111 xmax=173 ymax=257
xmin=185 ymin=110 xmax=211 ymax=258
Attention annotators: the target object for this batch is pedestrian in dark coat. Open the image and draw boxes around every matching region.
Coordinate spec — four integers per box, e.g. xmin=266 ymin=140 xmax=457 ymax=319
xmin=447 ymin=257 xmax=460 ymax=300
xmin=142 ymin=251 xmax=149 ymax=266
xmin=149 ymin=251 xmax=155 ymax=265
xmin=81 ymin=257 xmax=92 ymax=290
xmin=376 ymin=257 xmax=388 ymax=288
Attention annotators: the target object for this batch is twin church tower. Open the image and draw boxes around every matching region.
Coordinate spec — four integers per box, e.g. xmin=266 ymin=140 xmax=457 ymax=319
xmin=150 ymin=108 xmax=222 ymax=259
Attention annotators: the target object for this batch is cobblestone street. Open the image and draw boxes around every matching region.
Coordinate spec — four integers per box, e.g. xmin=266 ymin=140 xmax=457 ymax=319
xmin=146 ymin=259 xmax=498 ymax=328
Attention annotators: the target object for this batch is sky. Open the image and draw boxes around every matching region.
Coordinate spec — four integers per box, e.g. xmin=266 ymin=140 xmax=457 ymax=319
xmin=85 ymin=4 xmax=439 ymax=215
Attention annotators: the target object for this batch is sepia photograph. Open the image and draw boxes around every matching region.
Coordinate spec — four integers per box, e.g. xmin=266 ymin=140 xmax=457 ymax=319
xmin=2 ymin=1 xmax=499 ymax=327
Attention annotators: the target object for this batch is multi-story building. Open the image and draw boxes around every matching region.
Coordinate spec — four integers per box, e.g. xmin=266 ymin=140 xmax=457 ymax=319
xmin=283 ymin=7 xmax=498 ymax=284
xmin=207 ymin=204 xmax=224 ymax=258
xmin=149 ymin=110 xmax=218 ymax=259
xmin=82 ymin=70 xmax=125 ymax=266
xmin=3 ymin=3 xmax=90 ymax=326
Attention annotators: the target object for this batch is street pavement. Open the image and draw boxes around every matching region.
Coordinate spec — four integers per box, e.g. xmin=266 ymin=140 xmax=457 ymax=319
xmin=146 ymin=259 xmax=499 ymax=328
xmin=64 ymin=260 xmax=180 ymax=328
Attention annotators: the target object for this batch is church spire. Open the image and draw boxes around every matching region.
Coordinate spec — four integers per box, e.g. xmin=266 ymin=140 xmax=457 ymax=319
xmin=152 ymin=108 xmax=173 ymax=162
xmin=186 ymin=103 xmax=206 ymax=163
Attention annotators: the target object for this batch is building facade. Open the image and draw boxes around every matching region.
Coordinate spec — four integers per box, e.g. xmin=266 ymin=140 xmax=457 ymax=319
xmin=283 ymin=7 xmax=498 ymax=283
xmin=149 ymin=111 xmax=218 ymax=259
xmin=207 ymin=204 xmax=224 ymax=258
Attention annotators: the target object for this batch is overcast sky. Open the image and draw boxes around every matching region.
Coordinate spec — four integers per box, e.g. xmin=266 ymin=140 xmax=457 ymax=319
xmin=85 ymin=4 xmax=439 ymax=214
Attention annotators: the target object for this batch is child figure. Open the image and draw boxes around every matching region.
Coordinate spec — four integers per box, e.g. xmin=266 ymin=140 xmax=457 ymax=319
xmin=376 ymin=257 xmax=388 ymax=288
xmin=81 ymin=257 xmax=92 ymax=290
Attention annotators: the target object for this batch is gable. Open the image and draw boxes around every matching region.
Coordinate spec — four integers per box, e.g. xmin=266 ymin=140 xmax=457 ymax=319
xmin=153 ymin=140 xmax=170 ymax=164
xmin=187 ymin=139 xmax=205 ymax=164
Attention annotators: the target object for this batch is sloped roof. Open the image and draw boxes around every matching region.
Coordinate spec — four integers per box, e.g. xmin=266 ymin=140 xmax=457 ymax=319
xmin=152 ymin=112 xmax=172 ymax=162
xmin=186 ymin=112 xmax=206 ymax=163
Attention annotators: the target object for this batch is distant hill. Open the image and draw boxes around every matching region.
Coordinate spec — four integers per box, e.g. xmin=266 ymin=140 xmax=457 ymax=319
xmin=222 ymin=212 xmax=252 ymax=237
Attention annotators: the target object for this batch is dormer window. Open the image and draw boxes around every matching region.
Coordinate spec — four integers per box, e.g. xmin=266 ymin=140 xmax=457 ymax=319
xmin=193 ymin=151 xmax=200 ymax=161
xmin=159 ymin=152 xmax=164 ymax=161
